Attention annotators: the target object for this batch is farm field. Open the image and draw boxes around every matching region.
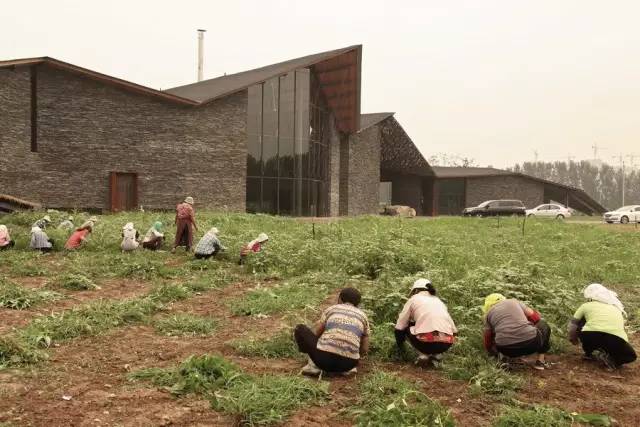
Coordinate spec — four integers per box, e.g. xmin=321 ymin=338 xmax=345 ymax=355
xmin=0 ymin=212 xmax=638 ymax=426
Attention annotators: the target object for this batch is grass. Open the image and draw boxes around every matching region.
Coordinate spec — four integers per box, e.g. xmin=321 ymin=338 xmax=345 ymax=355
xmin=231 ymin=328 xmax=301 ymax=359
xmin=154 ymin=313 xmax=217 ymax=336
xmin=350 ymin=371 xmax=455 ymax=427
xmin=130 ymin=353 xmax=328 ymax=425
xmin=0 ymin=277 xmax=61 ymax=309
xmin=1 ymin=211 xmax=637 ymax=424
xmin=52 ymin=273 xmax=99 ymax=291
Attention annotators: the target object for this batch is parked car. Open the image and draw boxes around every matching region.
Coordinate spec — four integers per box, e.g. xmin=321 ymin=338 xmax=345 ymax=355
xmin=463 ymin=200 xmax=526 ymax=217
xmin=526 ymin=204 xmax=572 ymax=219
xmin=603 ymin=205 xmax=640 ymax=224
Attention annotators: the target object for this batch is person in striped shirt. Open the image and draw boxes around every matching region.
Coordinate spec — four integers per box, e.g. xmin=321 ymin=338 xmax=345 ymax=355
xmin=294 ymin=287 xmax=370 ymax=376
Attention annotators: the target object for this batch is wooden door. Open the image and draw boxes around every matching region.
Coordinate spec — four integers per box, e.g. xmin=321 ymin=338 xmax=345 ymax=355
xmin=110 ymin=172 xmax=138 ymax=212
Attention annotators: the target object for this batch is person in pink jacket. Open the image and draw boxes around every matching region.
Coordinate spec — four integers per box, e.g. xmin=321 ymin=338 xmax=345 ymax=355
xmin=0 ymin=225 xmax=15 ymax=250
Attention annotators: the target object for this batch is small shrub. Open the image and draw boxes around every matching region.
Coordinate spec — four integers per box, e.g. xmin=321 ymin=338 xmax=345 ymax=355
xmin=149 ymin=284 xmax=192 ymax=304
xmin=230 ymin=282 xmax=329 ymax=316
xmin=154 ymin=314 xmax=217 ymax=336
xmin=0 ymin=336 xmax=45 ymax=368
xmin=493 ymin=405 xmax=571 ymax=427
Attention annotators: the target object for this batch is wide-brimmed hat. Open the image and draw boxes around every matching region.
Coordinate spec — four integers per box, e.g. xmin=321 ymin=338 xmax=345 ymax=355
xmin=257 ymin=233 xmax=269 ymax=243
xmin=43 ymin=215 xmax=52 ymax=223
xmin=185 ymin=196 xmax=194 ymax=205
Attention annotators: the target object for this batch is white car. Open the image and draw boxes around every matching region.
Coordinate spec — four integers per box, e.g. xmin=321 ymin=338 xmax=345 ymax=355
xmin=603 ymin=205 xmax=640 ymax=224
xmin=526 ymin=204 xmax=572 ymax=219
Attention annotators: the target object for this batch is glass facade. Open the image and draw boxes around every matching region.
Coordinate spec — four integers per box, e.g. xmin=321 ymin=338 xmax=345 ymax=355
xmin=246 ymin=68 xmax=331 ymax=216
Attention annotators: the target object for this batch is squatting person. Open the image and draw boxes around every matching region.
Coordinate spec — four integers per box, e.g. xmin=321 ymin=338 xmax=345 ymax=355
xmin=0 ymin=225 xmax=15 ymax=250
xmin=482 ymin=293 xmax=551 ymax=370
xmin=394 ymin=279 xmax=457 ymax=366
xmin=121 ymin=222 xmax=140 ymax=252
xmin=142 ymin=221 xmax=164 ymax=251
xmin=569 ymin=283 xmax=637 ymax=370
xmin=64 ymin=224 xmax=92 ymax=250
xmin=194 ymin=227 xmax=225 ymax=259
xmin=238 ymin=232 xmax=268 ymax=265
xmin=294 ymin=287 xmax=370 ymax=376
xmin=30 ymin=225 xmax=54 ymax=253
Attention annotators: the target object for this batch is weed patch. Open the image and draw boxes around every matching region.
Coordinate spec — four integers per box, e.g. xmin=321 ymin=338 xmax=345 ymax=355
xmin=0 ymin=277 xmax=61 ymax=309
xmin=53 ymin=273 xmax=99 ymax=291
xmin=154 ymin=314 xmax=217 ymax=336
xmin=231 ymin=328 xmax=301 ymax=359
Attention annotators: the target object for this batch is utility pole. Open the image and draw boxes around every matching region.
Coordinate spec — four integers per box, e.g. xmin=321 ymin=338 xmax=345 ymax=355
xmin=197 ymin=29 xmax=206 ymax=82
xmin=533 ymin=150 xmax=539 ymax=163
xmin=613 ymin=154 xmax=626 ymax=205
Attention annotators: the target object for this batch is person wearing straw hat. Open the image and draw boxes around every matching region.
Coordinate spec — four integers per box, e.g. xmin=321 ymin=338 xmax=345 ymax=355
xmin=568 ymin=283 xmax=637 ymax=370
xmin=194 ymin=227 xmax=225 ymax=259
xmin=142 ymin=221 xmax=164 ymax=251
xmin=238 ymin=232 xmax=269 ymax=265
xmin=30 ymin=224 xmax=54 ymax=252
xmin=394 ymin=279 xmax=457 ymax=367
xmin=172 ymin=196 xmax=197 ymax=253
xmin=482 ymin=293 xmax=551 ymax=370
xmin=32 ymin=215 xmax=52 ymax=230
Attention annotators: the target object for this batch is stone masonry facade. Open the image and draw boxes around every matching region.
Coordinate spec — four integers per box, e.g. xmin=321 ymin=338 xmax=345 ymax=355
xmin=0 ymin=65 xmax=247 ymax=211
xmin=465 ymin=175 xmax=544 ymax=209
xmin=347 ymin=124 xmax=381 ymax=215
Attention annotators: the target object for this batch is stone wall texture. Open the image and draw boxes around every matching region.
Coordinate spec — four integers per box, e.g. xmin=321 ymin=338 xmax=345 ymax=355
xmin=328 ymin=114 xmax=341 ymax=217
xmin=347 ymin=124 xmax=381 ymax=215
xmin=0 ymin=65 xmax=247 ymax=211
xmin=465 ymin=176 xmax=544 ymax=209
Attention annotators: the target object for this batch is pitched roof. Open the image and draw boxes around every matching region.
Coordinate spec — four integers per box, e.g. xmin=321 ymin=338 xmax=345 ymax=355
xmin=379 ymin=116 xmax=434 ymax=177
xmin=166 ymin=45 xmax=362 ymax=133
xmin=358 ymin=112 xmax=394 ymax=132
xmin=0 ymin=57 xmax=198 ymax=106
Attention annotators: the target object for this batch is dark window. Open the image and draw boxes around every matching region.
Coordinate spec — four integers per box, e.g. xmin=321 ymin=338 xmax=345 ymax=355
xmin=262 ymin=178 xmax=278 ymax=214
xmin=30 ymin=65 xmax=38 ymax=152
xmin=246 ymin=177 xmax=261 ymax=213
xmin=262 ymin=78 xmax=279 ymax=177
xmin=279 ymin=73 xmax=295 ymax=178
xmin=278 ymin=178 xmax=295 ymax=215
xmin=247 ymin=85 xmax=262 ymax=176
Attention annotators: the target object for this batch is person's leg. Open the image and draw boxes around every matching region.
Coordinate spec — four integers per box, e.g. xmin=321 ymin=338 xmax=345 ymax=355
xmin=294 ymin=324 xmax=319 ymax=355
xmin=600 ymin=333 xmax=637 ymax=367
xmin=407 ymin=333 xmax=452 ymax=356
xmin=155 ymin=237 xmax=164 ymax=250
xmin=535 ymin=320 xmax=551 ymax=364
xmin=579 ymin=331 xmax=599 ymax=357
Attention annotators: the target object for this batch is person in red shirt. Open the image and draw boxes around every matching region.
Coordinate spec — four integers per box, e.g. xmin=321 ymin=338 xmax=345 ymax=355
xmin=238 ymin=233 xmax=268 ymax=265
xmin=172 ymin=196 xmax=197 ymax=253
xmin=64 ymin=224 xmax=92 ymax=250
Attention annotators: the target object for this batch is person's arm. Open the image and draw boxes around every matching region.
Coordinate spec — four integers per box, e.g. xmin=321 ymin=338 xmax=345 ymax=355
xmin=360 ymin=335 xmax=370 ymax=357
xmin=312 ymin=320 xmax=325 ymax=336
xmin=568 ymin=305 xmax=586 ymax=345
xmin=394 ymin=299 xmax=413 ymax=348
xmin=520 ymin=302 xmax=541 ymax=324
xmin=483 ymin=326 xmax=496 ymax=354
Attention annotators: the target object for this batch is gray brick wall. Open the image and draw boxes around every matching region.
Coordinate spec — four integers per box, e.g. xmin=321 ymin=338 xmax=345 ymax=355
xmin=465 ymin=176 xmax=544 ymax=209
xmin=0 ymin=65 xmax=247 ymax=211
xmin=328 ymin=114 xmax=341 ymax=217
xmin=348 ymin=125 xmax=381 ymax=215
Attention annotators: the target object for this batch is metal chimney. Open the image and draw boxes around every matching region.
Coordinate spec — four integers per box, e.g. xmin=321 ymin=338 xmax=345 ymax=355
xmin=197 ymin=29 xmax=206 ymax=82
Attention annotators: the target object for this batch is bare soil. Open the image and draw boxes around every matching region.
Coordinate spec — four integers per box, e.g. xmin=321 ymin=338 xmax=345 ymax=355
xmin=0 ymin=278 xmax=637 ymax=426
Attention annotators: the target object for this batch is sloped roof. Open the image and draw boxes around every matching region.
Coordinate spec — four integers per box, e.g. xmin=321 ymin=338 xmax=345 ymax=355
xmin=432 ymin=166 xmax=512 ymax=178
xmin=432 ymin=166 xmax=606 ymax=214
xmin=0 ymin=57 xmax=198 ymax=105
xmin=359 ymin=112 xmax=394 ymax=132
xmin=379 ymin=115 xmax=434 ymax=177
xmin=166 ymin=45 xmax=362 ymax=132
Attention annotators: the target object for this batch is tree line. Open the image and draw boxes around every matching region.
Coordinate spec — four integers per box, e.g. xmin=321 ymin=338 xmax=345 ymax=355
xmin=509 ymin=161 xmax=640 ymax=210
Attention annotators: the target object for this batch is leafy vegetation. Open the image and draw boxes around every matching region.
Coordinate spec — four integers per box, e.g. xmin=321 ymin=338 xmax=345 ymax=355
xmin=53 ymin=273 xmax=99 ymax=291
xmin=154 ymin=313 xmax=217 ymax=336
xmin=231 ymin=328 xmax=301 ymax=359
xmin=0 ymin=277 xmax=61 ymax=309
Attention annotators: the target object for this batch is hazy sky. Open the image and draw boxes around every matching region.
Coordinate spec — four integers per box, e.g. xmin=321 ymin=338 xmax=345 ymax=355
xmin=4 ymin=0 xmax=640 ymax=168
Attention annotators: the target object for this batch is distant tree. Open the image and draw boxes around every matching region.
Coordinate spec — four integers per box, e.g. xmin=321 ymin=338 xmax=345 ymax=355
xmin=428 ymin=153 xmax=477 ymax=167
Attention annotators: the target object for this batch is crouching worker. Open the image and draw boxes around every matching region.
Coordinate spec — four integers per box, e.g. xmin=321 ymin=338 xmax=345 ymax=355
xmin=0 ymin=225 xmax=15 ymax=250
xmin=569 ymin=283 xmax=637 ymax=370
xmin=394 ymin=279 xmax=457 ymax=367
xmin=483 ymin=293 xmax=551 ymax=370
xmin=121 ymin=222 xmax=140 ymax=252
xmin=142 ymin=222 xmax=164 ymax=251
xmin=294 ymin=287 xmax=370 ymax=376
xmin=64 ymin=224 xmax=92 ymax=250
xmin=195 ymin=227 xmax=225 ymax=259
xmin=238 ymin=233 xmax=268 ymax=265
xmin=30 ymin=226 xmax=54 ymax=253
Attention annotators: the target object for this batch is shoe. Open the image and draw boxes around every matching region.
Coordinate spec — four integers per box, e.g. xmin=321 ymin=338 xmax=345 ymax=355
xmin=593 ymin=351 xmax=617 ymax=371
xmin=300 ymin=361 xmax=321 ymax=376
xmin=415 ymin=355 xmax=434 ymax=368
xmin=533 ymin=360 xmax=549 ymax=371
xmin=582 ymin=353 xmax=595 ymax=361
xmin=340 ymin=367 xmax=358 ymax=376
xmin=170 ymin=248 xmax=176 ymax=254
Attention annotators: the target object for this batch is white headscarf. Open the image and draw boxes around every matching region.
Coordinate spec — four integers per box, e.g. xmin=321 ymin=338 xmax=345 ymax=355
xmin=584 ymin=283 xmax=626 ymax=316
xmin=0 ymin=225 xmax=8 ymax=239
xmin=208 ymin=227 xmax=219 ymax=235
xmin=123 ymin=222 xmax=134 ymax=231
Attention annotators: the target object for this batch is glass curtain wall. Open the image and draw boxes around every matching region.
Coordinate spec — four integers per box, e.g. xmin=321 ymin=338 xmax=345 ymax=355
xmin=246 ymin=68 xmax=330 ymax=216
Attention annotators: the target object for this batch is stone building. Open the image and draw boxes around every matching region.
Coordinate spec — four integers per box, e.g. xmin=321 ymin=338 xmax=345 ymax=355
xmin=0 ymin=45 xmax=605 ymax=216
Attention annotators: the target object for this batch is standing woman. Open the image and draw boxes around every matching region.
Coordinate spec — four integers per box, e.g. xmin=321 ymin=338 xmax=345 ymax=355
xmin=0 ymin=225 xmax=15 ymax=250
xmin=172 ymin=196 xmax=197 ymax=253
xmin=394 ymin=279 xmax=457 ymax=366
xmin=569 ymin=283 xmax=637 ymax=370
xmin=142 ymin=221 xmax=164 ymax=251
xmin=121 ymin=222 xmax=140 ymax=252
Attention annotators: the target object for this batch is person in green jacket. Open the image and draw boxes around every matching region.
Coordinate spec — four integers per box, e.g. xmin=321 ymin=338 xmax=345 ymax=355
xmin=568 ymin=283 xmax=637 ymax=370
